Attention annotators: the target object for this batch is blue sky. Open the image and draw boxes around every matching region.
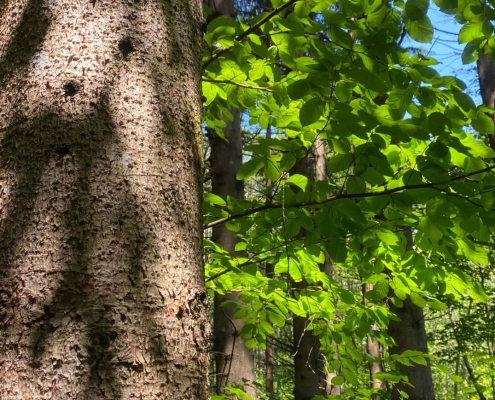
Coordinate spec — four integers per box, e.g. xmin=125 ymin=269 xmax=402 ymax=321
xmin=406 ymin=5 xmax=481 ymax=100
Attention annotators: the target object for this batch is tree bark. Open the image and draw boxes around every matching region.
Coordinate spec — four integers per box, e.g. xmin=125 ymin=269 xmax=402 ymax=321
xmin=207 ymin=1 xmax=256 ymax=396
xmin=265 ymin=125 xmax=275 ymax=398
xmin=0 ymin=1 xmax=208 ymax=399
xmin=388 ymin=230 xmax=435 ymax=400
xmin=292 ymin=138 xmax=327 ymax=400
xmin=477 ymin=53 xmax=495 ymax=148
xmin=363 ymin=283 xmax=383 ymax=399
xmin=210 ymin=110 xmax=256 ymax=395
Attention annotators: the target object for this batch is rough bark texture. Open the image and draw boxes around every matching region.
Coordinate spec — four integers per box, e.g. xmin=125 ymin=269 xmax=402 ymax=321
xmin=0 ymin=1 xmax=208 ymax=399
xmin=210 ymin=110 xmax=256 ymax=396
xmin=207 ymin=0 xmax=256 ymax=396
xmin=388 ymin=299 xmax=435 ymax=400
xmin=292 ymin=138 xmax=327 ymax=400
xmin=477 ymin=53 xmax=495 ymax=148
xmin=315 ymin=138 xmax=341 ymax=397
xmin=388 ymin=230 xmax=435 ymax=400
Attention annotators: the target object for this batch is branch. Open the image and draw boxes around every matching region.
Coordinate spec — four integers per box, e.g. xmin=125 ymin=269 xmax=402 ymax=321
xmin=204 ymin=164 xmax=495 ymax=229
xmin=202 ymin=78 xmax=273 ymax=92
xmin=202 ymin=0 xmax=298 ymax=70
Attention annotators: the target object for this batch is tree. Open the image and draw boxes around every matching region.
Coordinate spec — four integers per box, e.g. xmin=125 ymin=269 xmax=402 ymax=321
xmin=0 ymin=1 xmax=208 ymax=399
xmin=203 ymin=0 xmax=495 ymax=398
xmin=207 ymin=0 xmax=257 ymax=395
xmin=291 ymin=140 xmax=327 ymax=400
xmin=387 ymin=230 xmax=435 ymax=400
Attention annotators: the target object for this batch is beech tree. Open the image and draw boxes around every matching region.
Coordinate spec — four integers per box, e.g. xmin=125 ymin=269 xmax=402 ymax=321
xmin=0 ymin=1 xmax=208 ymax=399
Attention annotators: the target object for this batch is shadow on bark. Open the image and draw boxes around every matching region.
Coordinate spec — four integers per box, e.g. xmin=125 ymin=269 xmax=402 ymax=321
xmin=0 ymin=1 xmax=206 ymax=398
xmin=0 ymin=0 xmax=50 ymax=84
xmin=0 ymin=101 xmax=191 ymax=398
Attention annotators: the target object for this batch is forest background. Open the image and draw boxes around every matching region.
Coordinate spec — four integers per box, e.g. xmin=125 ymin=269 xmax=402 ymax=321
xmin=201 ymin=0 xmax=495 ymax=399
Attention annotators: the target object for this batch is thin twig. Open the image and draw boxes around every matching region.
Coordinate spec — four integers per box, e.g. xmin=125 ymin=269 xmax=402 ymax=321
xmin=202 ymin=0 xmax=298 ymax=70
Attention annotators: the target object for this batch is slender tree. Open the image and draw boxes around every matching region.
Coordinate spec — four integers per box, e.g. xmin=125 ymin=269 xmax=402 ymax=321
xmin=292 ymin=137 xmax=328 ymax=400
xmin=207 ymin=0 xmax=256 ymax=395
xmin=388 ymin=230 xmax=435 ymax=400
xmin=0 ymin=1 xmax=208 ymax=399
xmin=264 ymin=125 xmax=275 ymax=398
xmin=477 ymin=53 xmax=495 ymax=148
xmin=363 ymin=283 xmax=383 ymax=398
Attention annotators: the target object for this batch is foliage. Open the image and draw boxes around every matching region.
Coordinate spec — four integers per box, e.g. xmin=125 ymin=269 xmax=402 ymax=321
xmin=202 ymin=0 xmax=495 ymax=398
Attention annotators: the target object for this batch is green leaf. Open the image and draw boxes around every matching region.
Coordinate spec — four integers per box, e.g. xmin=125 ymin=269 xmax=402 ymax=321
xmin=406 ymin=0 xmax=429 ymax=21
xmin=204 ymin=193 xmax=226 ymax=206
xmin=331 ymin=375 xmax=345 ymax=386
xmin=325 ymin=239 xmax=348 ymax=263
xmin=410 ymin=292 xmax=427 ymax=308
xmin=346 ymin=175 xmax=366 ymax=194
xmin=404 ymin=15 xmax=434 ymax=43
xmin=268 ymin=310 xmax=286 ymax=327
xmin=428 ymin=112 xmax=447 ymax=135
xmin=453 ymin=92 xmax=476 ymax=113
xmin=299 ymin=97 xmax=324 ymax=126
xmin=335 ymin=81 xmax=354 ymax=102
xmin=458 ymin=22 xmax=484 ymax=44
xmin=341 ymin=66 xmax=391 ymax=93
xmin=427 ymin=298 xmax=447 ymax=311
xmin=328 ymin=154 xmax=352 ymax=172
xmin=286 ymin=174 xmax=310 ymax=191
xmin=279 ymin=153 xmax=297 ymax=171
xmin=236 ymin=156 xmax=265 ymax=180
xmin=433 ymin=0 xmax=457 ymax=14
xmin=274 ymin=258 xmax=289 ymax=274
xmin=338 ymin=288 xmax=355 ymax=304
xmin=471 ymin=112 xmax=494 ymax=134
xmin=468 ymin=282 xmax=489 ymax=302
xmin=265 ymin=156 xmax=281 ymax=182
xmin=289 ymin=260 xmax=303 ymax=282
xmin=372 ymin=280 xmax=390 ymax=301
xmin=457 ymin=132 xmax=495 ymax=158
xmin=287 ymin=79 xmax=312 ymax=100
xmin=388 ymin=86 xmax=414 ymax=111
xmin=461 ymin=38 xmax=484 ymax=64
xmin=376 ymin=229 xmax=399 ymax=245
xmin=221 ymin=300 xmax=239 ymax=308
xmin=459 ymin=239 xmax=489 ymax=265
xmin=328 ymin=26 xmax=354 ymax=49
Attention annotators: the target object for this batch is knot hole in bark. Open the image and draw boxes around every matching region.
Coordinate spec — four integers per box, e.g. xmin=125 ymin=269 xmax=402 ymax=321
xmin=63 ymin=81 xmax=81 ymax=97
xmin=118 ymin=37 xmax=135 ymax=58
xmin=55 ymin=145 xmax=71 ymax=157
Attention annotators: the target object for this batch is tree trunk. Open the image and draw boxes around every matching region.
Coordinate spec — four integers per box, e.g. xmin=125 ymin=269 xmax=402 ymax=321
xmin=0 ymin=1 xmax=208 ymax=399
xmin=388 ymin=230 xmax=435 ymax=400
xmin=207 ymin=0 xmax=256 ymax=396
xmin=210 ymin=111 xmax=256 ymax=395
xmin=363 ymin=283 xmax=383 ymax=398
xmin=314 ymin=138 xmax=341 ymax=397
xmin=292 ymin=138 xmax=327 ymax=400
xmin=265 ymin=125 xmax=275 ymax=398
xmin=477 ymin=53 xmax=495 ymax=148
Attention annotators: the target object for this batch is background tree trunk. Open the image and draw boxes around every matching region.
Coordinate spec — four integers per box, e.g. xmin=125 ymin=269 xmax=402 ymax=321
xmin=0 ymin=1 xmax=208 ymax=399
xmin=363 ymin=283 xmax=383 ymax=399
xmin=264 ymin=125 xmax=275 ymax=398
xmin=292 ymin=138 xmax=327 ymax=400
xmin=208 ymin=0 xmax=256 ymax=396
xmin=477 ymin=53 xmax=495 ymax=149
xmin=388 ymin=229 xmax=435 ymax=400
